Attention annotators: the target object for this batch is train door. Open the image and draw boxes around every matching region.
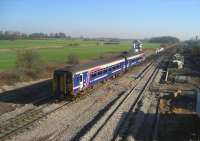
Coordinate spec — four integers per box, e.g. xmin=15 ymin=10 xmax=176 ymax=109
xmin=79 ymin=73 xmax=83 ymax=90
xmin=53 ymin=73 xmax=67 ymax=97
xmin=83 ymin=72 xmax=89 ymax=88
xmin=60 ymin=74 xmax=66 ymax=96
xmin=125 ymin=57 xmax=129 ymax=70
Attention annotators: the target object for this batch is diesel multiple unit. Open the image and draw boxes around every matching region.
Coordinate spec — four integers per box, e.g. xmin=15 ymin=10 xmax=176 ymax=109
xmin=53 ymin=52 xmax=145 ymax=97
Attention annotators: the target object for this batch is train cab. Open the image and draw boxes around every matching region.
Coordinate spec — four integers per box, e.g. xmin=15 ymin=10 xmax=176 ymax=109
xmin=53 ymin=70 xmax=73 ymax=97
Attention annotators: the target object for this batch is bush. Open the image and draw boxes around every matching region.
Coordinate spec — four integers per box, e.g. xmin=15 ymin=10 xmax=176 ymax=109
xmin=67 ymin=53 xmax=79 ymax=64
xmin=0 ymin=71 xmax=20 ymax=84
xmin=15 ymin=49 xmax=44 ymax=79
xmin=68 ymin=43 xmax=80 ymax=46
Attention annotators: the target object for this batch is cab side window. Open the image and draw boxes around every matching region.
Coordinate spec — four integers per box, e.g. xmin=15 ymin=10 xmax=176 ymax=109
xmin=80 ymin=75 xmax=83 ymax=82
xmin=97 ymin=71 xmax=102 ymax=75
xmin=76 ymin=76 xmax=79 ymax=82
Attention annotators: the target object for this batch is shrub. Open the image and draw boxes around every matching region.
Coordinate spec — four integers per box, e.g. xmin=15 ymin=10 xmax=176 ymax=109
xmin=15 ymin=49 xmax=44 ymax=79
xmin=68 ymin=43 xmax=80 ymax=46
xmin=67 ymin=53 xmax=79 ymax=64
xmin=0 ymin=71 xmax=20 ymax=84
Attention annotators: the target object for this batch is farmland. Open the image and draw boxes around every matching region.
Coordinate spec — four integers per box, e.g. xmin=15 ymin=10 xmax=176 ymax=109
xmin=0 ymin=39 xmax=160 ymax=70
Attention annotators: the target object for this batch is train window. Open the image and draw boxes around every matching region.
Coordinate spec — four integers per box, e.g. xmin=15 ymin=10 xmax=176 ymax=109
xmin=108 ymin=68 xmax=112 ymax=71
xmin=92 ymin=73 xmax=97 ymax=78
xmin=98 ymin=71 xmax=102 ymax=75
xmin=80 ymin=75 xmax=82 ymax=82
xmin=103 ymin=69 xmax=107 ymax=73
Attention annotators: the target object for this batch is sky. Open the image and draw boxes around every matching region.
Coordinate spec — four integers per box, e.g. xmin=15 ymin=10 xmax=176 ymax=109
xmin=0 ymin=0 xmax=200 ymax=40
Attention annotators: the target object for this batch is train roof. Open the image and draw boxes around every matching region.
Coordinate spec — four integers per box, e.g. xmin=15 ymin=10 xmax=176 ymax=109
xmin=56 ymin=52 xmax=144 ymax=74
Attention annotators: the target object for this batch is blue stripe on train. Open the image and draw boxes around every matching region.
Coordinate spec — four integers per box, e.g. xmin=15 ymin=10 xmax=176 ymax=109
xmin=72 ymin=56 xmax=144 ymax=95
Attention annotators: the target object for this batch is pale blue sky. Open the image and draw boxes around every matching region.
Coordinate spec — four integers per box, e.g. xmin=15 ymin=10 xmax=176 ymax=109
xmin=0 ymin=0 xmax=200 ymax=40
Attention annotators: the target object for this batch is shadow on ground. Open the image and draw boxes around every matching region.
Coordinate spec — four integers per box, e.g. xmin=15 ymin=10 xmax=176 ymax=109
xmin=114 ymin=111 xmax=200 ymax=141
xmin=0 ymin=80 xmax=53 ymax=105
xmin=70 ymin=108 xmax=200 ymax=141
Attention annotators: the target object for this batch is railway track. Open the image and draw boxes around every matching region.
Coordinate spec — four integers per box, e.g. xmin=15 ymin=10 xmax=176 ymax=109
xmin=0 ymin=61 xmax=154 ymax=141
xmin=0 ymin=60 xmax=156 ymax=141
xmin=0 ymin=52 xmax=167 ymax=141
xmin=0 ymin=96 xmax=72 ymax=140
xmin=114 ymin=68 xmax=160 ymax=141
xmin=70 ymin=54 xmax=165 ymax=141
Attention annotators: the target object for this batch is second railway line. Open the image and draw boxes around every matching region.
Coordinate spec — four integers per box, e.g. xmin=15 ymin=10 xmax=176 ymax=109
xmin=71 ymin=52 xmax=168 ymax=141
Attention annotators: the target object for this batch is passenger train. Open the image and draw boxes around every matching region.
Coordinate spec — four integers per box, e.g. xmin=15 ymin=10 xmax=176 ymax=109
xmin=53 ymin=52 xmax=145 ymax=97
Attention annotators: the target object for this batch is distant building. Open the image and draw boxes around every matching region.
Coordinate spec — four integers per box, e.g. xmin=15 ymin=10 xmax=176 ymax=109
xmin=130 ymin=40 xmax=143 ymax=53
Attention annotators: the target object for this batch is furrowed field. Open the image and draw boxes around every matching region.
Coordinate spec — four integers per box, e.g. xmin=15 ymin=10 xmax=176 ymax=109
xmin=0 ymin=39 xmax=160 ymax=70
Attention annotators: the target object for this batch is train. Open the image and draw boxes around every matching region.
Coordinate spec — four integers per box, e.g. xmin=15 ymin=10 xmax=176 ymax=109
xmin=53 ymin=52 xmax=145 ymax=97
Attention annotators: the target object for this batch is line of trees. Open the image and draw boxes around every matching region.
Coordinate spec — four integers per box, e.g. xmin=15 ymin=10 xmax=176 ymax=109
xmin=149 ymin=36 xmax=180 ymax=43
xmin=0 ymin=30 xmax=72 ymax=40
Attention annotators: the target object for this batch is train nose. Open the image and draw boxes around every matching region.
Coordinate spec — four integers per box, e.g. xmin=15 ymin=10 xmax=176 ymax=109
xmin=53 ymin=73 xmax=67 ymax=98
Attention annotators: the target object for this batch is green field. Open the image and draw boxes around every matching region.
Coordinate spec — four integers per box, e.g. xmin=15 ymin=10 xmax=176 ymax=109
xmin=0 ymin=39 xmax=160 ymax=70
